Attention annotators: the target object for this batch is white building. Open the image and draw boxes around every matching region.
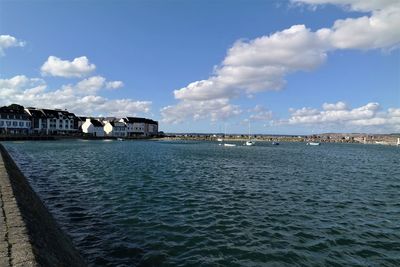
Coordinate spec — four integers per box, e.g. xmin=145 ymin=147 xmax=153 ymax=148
xmin=81 ymin=118 xmax=105 ymax=137
xmin=104 ymin=121 xmax=127 ymax=137
xmin=0 ymin=105 xmax=31 ymax=134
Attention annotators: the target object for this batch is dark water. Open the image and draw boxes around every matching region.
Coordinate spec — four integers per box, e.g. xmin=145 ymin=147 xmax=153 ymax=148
xmin=4 ymin=140 xmax=400 ymax=266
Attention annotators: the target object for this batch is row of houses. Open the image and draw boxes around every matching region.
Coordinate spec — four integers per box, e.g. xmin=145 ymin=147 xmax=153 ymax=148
xmin=80 ymin=117 xmax=158 ymax=137
xmin=0 ymin=104 xmax=159 ymax=137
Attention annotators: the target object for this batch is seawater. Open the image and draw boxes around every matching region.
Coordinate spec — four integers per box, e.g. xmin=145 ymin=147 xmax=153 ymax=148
xmin=4 ymin=140 xmax=400 ymax=266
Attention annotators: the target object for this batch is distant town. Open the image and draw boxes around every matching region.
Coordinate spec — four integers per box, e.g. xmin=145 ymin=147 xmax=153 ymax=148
xmin=0 ymin=103 xmax=159 ymax=138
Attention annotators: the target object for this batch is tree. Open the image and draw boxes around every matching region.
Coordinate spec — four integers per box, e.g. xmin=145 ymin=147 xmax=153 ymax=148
xmin=8 ymin=103 xmax=24 ymax=111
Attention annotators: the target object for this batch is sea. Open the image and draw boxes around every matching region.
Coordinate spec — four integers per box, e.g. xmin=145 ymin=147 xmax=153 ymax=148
xmin=4 ymin=140 xmax=400 ymax=266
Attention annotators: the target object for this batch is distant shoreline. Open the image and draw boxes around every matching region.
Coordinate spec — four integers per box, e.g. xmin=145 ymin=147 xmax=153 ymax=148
xmin=0 ymin=134 xmax=399 ymax=146
xmin=161 ymin=135 xmax=400 ymax=146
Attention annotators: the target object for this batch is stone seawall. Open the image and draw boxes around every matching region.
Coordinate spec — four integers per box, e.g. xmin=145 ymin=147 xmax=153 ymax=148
xmin=0 ymin=144 xmax=86 ymax=267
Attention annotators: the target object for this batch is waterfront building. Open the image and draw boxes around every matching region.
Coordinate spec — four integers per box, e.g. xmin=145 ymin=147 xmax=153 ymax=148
xmin=24 ymin=108 xmax=47 ymax=134
xmin=0 ymin=104 xmax=31 ymax=135
xmin=81 ymin=118 xmax=105 ymax=137
xmin=120 ymin=117 xmax=158 ymax=137
xmin=25 ymin=108 xmax=79 ymax=135
xmin=104 ymin=120 xmax=127 ymax=137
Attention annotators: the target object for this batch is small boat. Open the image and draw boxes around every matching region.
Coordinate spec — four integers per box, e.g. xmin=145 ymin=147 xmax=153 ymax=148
xmin=244 ymin=122 xmax=255 ymax=146
xmin=217 ymin=138 xmax=223 ymax=142
xmin=245 ymin=140 xmax=255 ymax=146
xmin=117 ymin=138 xmax=125 ymax=141
xmin=272 ymin=142 xmax=279 ymax=145
xmin=307 ymin=142 xmax=320 ymax=146
xmin=224 ymin=143 xmax=236 ymax=147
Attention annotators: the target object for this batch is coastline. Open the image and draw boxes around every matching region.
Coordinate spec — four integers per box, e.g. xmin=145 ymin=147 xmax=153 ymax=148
xmin=0 ymin=144 xmax=86 ymax=267
xmin=161 ymin=136 xmax=400 ymax=146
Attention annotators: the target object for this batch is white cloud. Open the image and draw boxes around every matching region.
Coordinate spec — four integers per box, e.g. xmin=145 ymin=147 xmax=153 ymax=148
xmin=58 ymin=76 xmax=124 ymax=96
xmin=0 ymin=75 xmax=46 ymax=98
xmin=106 ymin=80 xmax=124 ymax=89
xmin=0 ymin=35 xmax=25 ymax=56
xmin=174 ymin=24 xmax=329 ymax=101
xmin=0 ymin=75 xmax=151 ymax=117
xmin=161 ymin=99 xmax=242 ymax=124
xmin=322 ymin=6 xmax=399 ymax=50
xmin=322 ymin=101 xmax=348 ymax=111
xmin=284 ymin=101 xmax=400 ymax=131
xmin=40 ymin=56 xmax=96 ymax=78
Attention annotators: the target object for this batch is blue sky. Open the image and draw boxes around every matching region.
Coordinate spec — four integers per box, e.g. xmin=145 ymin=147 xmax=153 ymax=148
xmin=0 ymin=0 xmax=399 ymax=134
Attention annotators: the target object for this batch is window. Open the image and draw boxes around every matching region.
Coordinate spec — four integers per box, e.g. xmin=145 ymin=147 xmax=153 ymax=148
xmin=27 ymin=122 xmax=31 ymax=127
xmin=13 ymin=121 xmax=18 ymax=126
xmin=0 ymin=121 xmax=3 ymax=126
xmin=19 ymin=122 xmax=24 ymax=127
xmin=6 ymin=121 xmax=11 ymax=126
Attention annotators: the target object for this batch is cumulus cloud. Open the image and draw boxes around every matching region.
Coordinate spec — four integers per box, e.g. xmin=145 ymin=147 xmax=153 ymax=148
xmin=174 ymin=25 xmax=329 ymax=101
xmin=0 ymin=75 xmax=151 ymax=117
xmin=162 ymin=0 xmax=400 ymax=125
xmin=161 ymin=99 xmax=242 ymax=124
xmin=284 ymin=101 xmax=400 ymax=131
xmin=41 ymin=56 xmax=96 ymax=78
xmin=0 ymin=35 xmax=25 ymax=56
xmin=56 ymin=76 xmax=125 ymax=96
xmin=306 ymin=0 xmax=400 ymax=50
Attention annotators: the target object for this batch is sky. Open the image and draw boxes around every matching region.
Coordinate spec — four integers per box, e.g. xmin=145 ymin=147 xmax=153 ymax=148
xmin=0 ymin=0 xmax=399 ymax=134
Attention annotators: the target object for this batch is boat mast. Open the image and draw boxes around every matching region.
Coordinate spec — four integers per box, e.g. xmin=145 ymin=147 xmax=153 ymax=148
xmin=248 ymin=121 xmax=251 ymax=140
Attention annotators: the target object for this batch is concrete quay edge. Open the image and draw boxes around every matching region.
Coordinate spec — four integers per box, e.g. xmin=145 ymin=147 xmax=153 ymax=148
xmin=0 ymin=143 xmax=86 ymax=267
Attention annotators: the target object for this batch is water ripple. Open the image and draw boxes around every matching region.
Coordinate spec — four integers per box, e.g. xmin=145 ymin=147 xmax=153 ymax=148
xmin=4 ymin=140 xmax=400 ymax=266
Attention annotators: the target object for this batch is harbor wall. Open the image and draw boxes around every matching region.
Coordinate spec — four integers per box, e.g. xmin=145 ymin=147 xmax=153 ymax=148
xmin=0 ymin=144 xmax=86 ymax=267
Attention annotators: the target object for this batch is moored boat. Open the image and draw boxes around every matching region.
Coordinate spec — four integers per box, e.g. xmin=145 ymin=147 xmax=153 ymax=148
xmin=224 ymin=143 xmax=236 ymax=147
xmin=307 ymin=142 xmax=320 ymax=146
xmin=245 ymin=140 xmax=255 ymax=146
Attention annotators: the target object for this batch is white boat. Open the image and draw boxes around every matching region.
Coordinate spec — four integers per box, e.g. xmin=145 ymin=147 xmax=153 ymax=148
xmin=272 ymin=142 xmax=279 ymax=145
xmin=117 ymin=138 xmax=125 ymax=141
xmin=244 ymin=122 xmax=255 ymax=146
xmin=245 ymin=140 xmax=255 ymax=146
xmin=224 ymin=143 xmax=236 ymax=147
xmin=220 ymin=124 xmax=236 ymax=147
xmin=307 ymin=142 xmax=320 ymax=146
